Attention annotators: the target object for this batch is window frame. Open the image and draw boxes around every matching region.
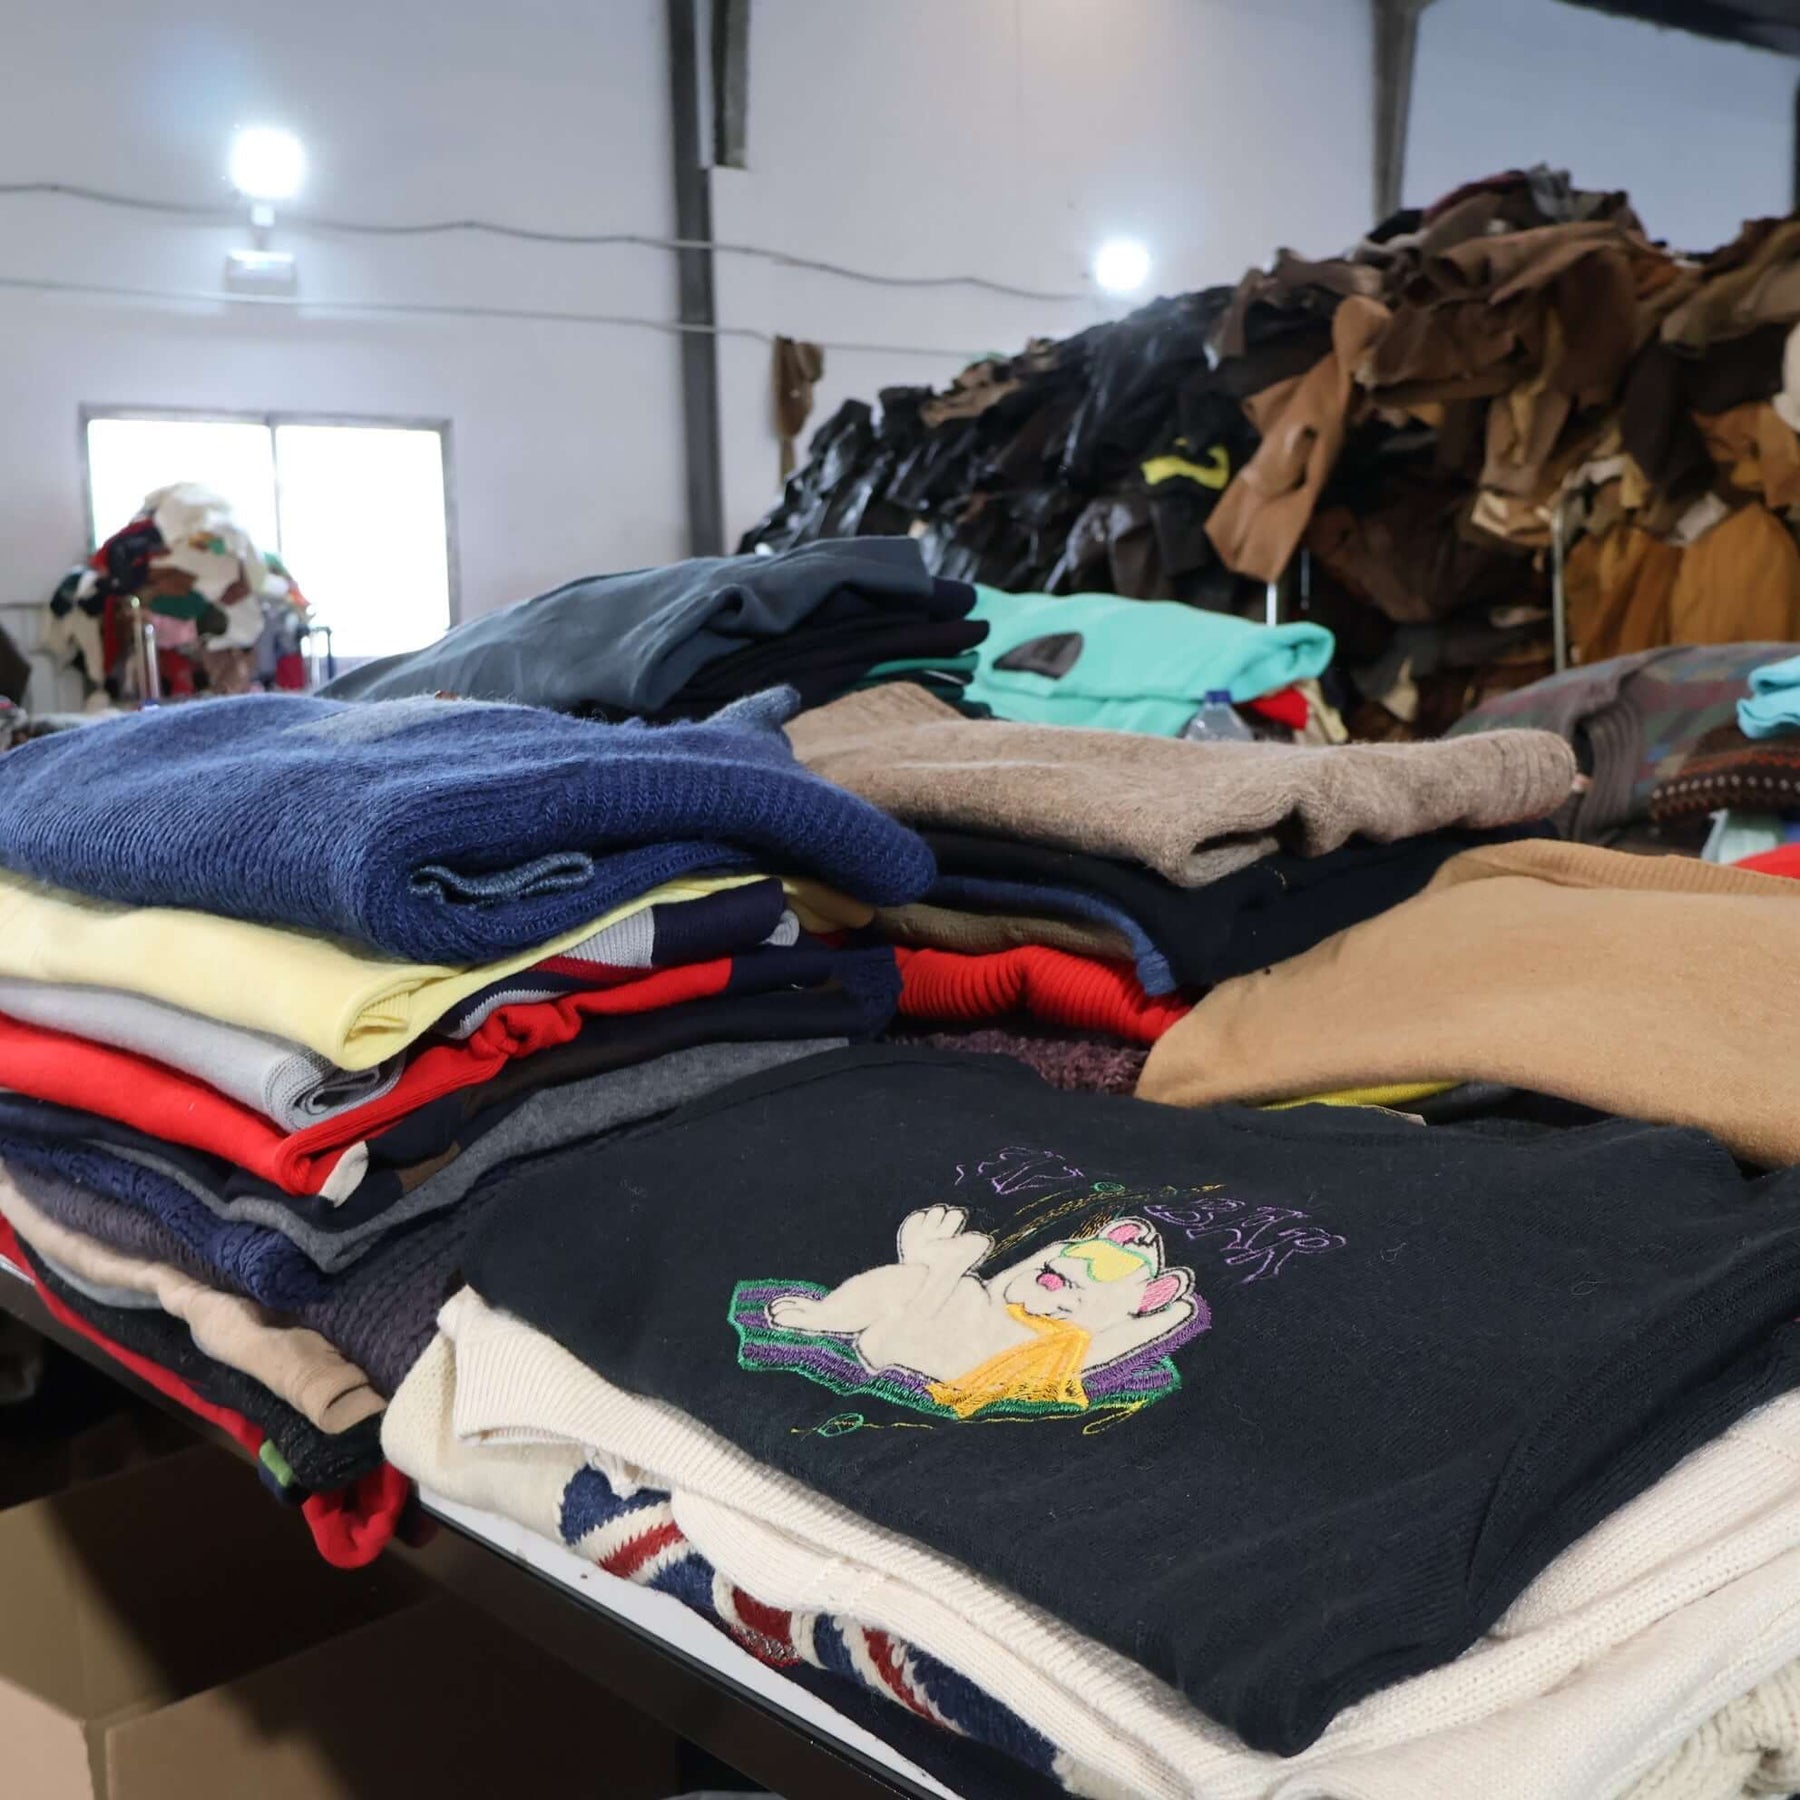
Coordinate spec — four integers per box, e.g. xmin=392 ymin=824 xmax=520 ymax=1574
xmin=77 ymin=404 xmax=463 ymax=633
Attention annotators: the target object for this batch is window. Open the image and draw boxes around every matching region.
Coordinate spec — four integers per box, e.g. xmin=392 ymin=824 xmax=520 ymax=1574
xmin=84 ymin=412 xmax=454 ymax=662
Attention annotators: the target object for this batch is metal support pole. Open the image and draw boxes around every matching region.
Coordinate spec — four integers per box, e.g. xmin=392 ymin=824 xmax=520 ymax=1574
xmin=1792 ymin=72 xmax=1800 ymax=212
xmin=1372 ymin=0 xmax=1437 ymax=221
xmin=1550 ymin=499 xmax=1571 ymax=675
xmin=712 ymin=0 xmax=751 ymax=169
xmin=128 ymin=594 xmax=161 ymax=702
xmin=667 ymin=0 xmax=727 ymax=557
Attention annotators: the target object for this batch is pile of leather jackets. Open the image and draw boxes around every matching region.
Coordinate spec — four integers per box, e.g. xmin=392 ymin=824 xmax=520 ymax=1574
xmin=747 ymin=167 xmax=1800 ymax=738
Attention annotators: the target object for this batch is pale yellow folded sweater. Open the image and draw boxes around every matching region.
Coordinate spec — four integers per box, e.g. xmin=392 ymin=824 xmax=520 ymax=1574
xmin=0 ymin=870 xmax=866 ymax=1071
xmin=1139 ymin=841 xmax=1800 ymax=1165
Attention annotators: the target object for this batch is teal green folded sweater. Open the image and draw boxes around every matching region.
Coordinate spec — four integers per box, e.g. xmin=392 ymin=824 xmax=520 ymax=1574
xmin=967 ymin=587 xmax=1334 ymax=736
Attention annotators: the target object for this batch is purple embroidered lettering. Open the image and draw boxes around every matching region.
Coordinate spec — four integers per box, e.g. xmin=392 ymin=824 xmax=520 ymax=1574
xmin=953 ymin=1146 xmax=1088 ymax=1196
xmin=1143 ymin=1199 xmax=1345 ymax=1284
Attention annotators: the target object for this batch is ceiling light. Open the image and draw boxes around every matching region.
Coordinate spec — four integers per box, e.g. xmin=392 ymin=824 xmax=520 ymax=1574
xmin=1094 ymin=237 xmax=1152 ymax=297
xmin=228 ymin=126 xmax=306 ymax=203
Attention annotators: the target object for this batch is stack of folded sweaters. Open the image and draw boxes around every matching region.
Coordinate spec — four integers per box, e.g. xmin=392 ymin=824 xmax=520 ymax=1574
xmin=397 ymin=985 xmax=1800 ymax=1800
xmin=7 ymin=617 xmax=1800 ymax=1800
xmin=316 ymin=534 xmax=1348 ymax=743
xmin=0 ymin=686 xmax=928 ymax=1565
xmin=788 ymin=679 xmax=1576 ymax=1080
xmin=1448 ymin=641 xmax=1795 ymax=847
xmin=374 ymin=686 xmax=1800 ymax=1799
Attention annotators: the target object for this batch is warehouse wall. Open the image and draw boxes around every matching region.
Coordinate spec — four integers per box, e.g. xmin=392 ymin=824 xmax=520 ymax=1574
xmin=1410 ymin=0 xmax=1794 ymax=252
xmin=0 ymin=0 xmax=686 ymax=664
xmin=712 ymin=0 xmax=1376 ymax=540
xmin=0 ymin=0 xmax=1794 ymax=680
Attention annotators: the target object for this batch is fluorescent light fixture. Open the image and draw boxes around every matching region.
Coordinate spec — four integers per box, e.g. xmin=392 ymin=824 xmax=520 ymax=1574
xmin=229 ymin=126 xmax=306 ymax=202
xmin=1094 ymin=237 xmax=1152 ymax=297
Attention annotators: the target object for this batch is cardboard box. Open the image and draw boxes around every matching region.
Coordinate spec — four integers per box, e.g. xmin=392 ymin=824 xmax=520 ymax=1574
xmin=105 ymin=1595 xmax=683 ymax=1800
xmin=0 ymin=1444 xmax=421 ymax=1798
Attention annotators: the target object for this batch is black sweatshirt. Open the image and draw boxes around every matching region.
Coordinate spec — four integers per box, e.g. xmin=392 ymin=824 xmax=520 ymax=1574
xmin=467 ymin=1045 xmax=1800 ymax=1754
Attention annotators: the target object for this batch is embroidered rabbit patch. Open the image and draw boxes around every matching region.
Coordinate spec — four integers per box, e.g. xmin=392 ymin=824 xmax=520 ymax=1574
xmin=733 ymin=1205 xmax=1208 ymax=1423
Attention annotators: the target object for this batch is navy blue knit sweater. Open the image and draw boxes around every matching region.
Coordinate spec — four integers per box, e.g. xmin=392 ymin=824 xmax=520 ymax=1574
xmin=0 ymin=688 xmax=933 ymax=960
xmin=0 ymin=1133 xmax=328 ymax=1310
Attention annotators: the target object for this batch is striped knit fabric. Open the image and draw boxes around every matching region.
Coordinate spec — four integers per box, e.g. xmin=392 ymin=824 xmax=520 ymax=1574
xmin=1647 ymin=723 xmax=1800 ymax=825
xmin=438 ymin=881 xmax=801 ymax=1038
xmin=554 ymin=1463 xmax=1065 ymax=1784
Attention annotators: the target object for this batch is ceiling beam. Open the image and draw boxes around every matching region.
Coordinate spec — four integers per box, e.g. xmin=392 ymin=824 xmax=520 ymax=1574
xmin=1560 ymin=0 xmax=1800 ymax=58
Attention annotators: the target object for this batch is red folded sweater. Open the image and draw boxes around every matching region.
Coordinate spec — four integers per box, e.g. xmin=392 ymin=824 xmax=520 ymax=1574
xmin=0 ymin=953 xmax=746 ymax=1196
xmin=894 ymin=945 xmax=1191 ymax=1044
xmin=0 ymin=1218 xmax=408 ymax=1567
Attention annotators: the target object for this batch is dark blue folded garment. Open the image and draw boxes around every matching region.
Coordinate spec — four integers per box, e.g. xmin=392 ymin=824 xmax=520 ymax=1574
xmin=0 ymin=687 xmax=935 ymax=960
xmin=20 ymin=1240 xmax=385 ymax=1493
xmin=320 ymin=537 xmax=951 ymax=715
xmin=0 ymin=1115 xmax=329 ymax=1310
xmin=928 ymin=873 xmax=1178 ymax=995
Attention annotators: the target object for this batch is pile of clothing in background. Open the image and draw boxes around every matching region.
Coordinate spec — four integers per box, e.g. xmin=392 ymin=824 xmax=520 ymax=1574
xmin=747 ymin=168 xmax=1800 ymax=742
xmin=47 ymin=483 xmax=315 ymax=702
xmin=10 ymin=531 xmax=1800 ymax=1800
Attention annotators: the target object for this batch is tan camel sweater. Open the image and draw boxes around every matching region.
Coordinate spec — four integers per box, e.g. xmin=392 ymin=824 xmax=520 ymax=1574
xmin=1138 ymin=841 xmax=1800 ymax=1165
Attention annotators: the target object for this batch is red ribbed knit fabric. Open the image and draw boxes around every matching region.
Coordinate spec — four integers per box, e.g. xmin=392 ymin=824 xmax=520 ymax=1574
xmin=0 ymin=1217 xmax=408 ymax=1567
xmin=1738 ymin=845 xmax=1800 ymax=879
xmin=0 ymin=955 xmax=740 ymax=1195
xmin=894 ymin=945 xmax=1191 ymax=1043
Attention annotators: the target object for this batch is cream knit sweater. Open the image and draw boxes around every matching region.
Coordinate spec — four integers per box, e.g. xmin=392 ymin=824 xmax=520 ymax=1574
xmin=1625 ymin=1657 xmax=1800 ymax=1800
xmin=382 ymin=1290 xmax=1800 ymax=1800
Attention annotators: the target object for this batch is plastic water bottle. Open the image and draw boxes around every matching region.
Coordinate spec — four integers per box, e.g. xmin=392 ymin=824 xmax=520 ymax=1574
xmin=1182 ymin=689 xmax=1254 ymax=743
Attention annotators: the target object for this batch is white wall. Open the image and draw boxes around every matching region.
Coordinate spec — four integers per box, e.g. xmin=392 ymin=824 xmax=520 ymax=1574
xmin=712 ymin=0 xmax=1376 ymax=541
xmin=1 ymin=0 xmax=1796 ymax=686
xmin=715 ymin=0 xmax=1800 ymax=542
xmin=0 ymin=0 xmax=686 ymax=685
xmin=1410 ymin=0 xmax=1794 ymax=251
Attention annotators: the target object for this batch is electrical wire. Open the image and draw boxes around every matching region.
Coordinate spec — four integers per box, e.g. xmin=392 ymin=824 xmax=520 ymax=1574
xmin=0 ymin=181 xmax=1096 ymax=304
xmin=0 ymin=270 xmax=985 ymax=359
